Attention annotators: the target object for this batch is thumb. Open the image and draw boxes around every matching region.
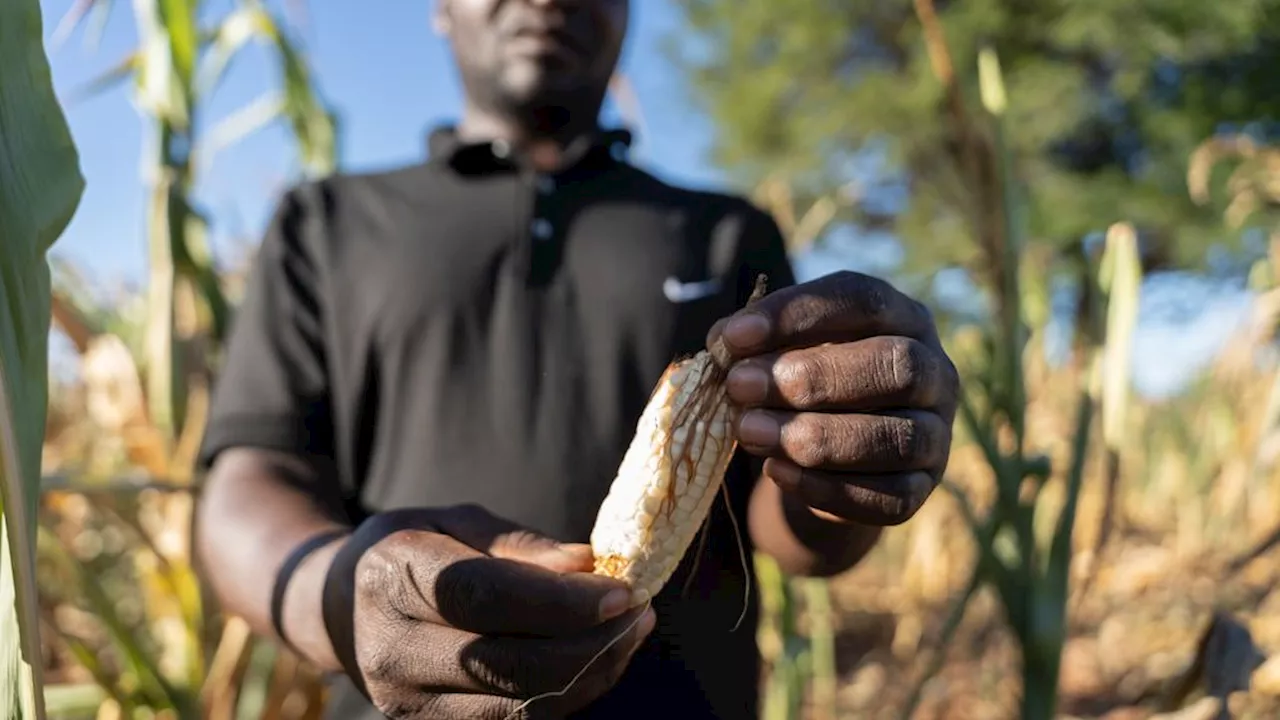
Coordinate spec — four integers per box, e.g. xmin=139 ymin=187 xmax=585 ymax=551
xmin=490 ymin=534 xmax=595 ymax=574
xmin=433 ymin=503 xmax=595 ymax=573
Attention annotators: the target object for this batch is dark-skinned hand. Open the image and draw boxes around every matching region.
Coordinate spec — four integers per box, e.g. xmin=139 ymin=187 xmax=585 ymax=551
xmin=321 ymin=504 xmax=656 ymax=720
xmin=709 ymin=270 xmax=960 ymax=526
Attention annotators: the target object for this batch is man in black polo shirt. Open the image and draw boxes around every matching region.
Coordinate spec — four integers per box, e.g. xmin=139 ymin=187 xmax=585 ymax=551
xmin=194 ymin=1 xmax=959 ymax=718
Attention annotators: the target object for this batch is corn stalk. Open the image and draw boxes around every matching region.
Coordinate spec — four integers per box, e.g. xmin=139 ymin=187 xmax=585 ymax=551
xmin=749 ymin=173 xmax=842 ymax=720
xmin=61 ymin=0 xmax=337 ymax=445
xmin=39 ymin=0 xmax=337 ymax=715
xmin=0 ymin=2 xmax=87 ymax=718
xmin=898 ymin=10 xmax=1143 ymax=712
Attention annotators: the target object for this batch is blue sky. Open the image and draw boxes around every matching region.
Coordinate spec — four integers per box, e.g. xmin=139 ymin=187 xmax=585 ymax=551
xmin=37 ymin=0 xmax=1253 ymax=398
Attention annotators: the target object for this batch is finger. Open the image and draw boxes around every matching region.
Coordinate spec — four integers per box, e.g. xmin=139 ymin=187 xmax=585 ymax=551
xmin=390 ymin=693 xmax=529 ymax=720
xmin=724 ymin=336 xmax=950 ymax=412
xmin=717 ymin=271 xmax=938 ymax=359
xmin=365 ymin=606 xmax=655 ymax=705
xmin=408 ymin=692 xmax=572 ymax=720
xmin=735 ymin=409 xmax=951 ymax=473
xmin=765 ymin=458 xmax=934 ymax=526
xmin=365 ymin=530 xmax=635 ymax=637
xmin=458 ymin=606 xmax=655 ymax=705
xmin=433 ymin=503 xmax=595 ymax=573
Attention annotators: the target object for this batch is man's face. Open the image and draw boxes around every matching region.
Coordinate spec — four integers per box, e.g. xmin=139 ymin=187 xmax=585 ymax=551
xmin=437 ymin=0 xmax=629 ymax=116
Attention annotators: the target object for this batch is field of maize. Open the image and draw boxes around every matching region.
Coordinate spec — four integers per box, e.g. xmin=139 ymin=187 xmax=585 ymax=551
xmin=7 ymin=1 xmax=1280 ymax=719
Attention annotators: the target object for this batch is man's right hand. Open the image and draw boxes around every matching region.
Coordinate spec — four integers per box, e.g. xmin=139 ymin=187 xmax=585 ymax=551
xmin=320 ymin=504 xmax=656 ymax=720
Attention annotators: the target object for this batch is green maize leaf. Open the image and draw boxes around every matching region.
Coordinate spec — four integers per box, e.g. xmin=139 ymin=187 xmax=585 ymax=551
xmin=197 ymin=5 xmax=272 ymax=96
xmin=198 ymin=3 xmax=338 ymax=176
xmin=157 ymin=0 xmax=199 ymax=88
xmin=200 ymin=92 xmax=286 ymax=168
xmin=132 ymin=0 xmax=189 ymax=127
xmin=0 ymin=0 xmax=87 ymax=718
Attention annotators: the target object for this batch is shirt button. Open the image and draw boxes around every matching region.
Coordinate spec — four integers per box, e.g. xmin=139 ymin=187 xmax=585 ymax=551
xmin=531 ymin=218 xmax=553 ymax=240
xmin=492 ymin=139 xmax=511 ymax=159
xmin=535 ymin=175 xmax=555 ymax=194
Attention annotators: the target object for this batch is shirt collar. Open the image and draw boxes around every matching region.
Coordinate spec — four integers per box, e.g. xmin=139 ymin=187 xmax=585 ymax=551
xmin=425 ymin=125 xmax=634 ymax=175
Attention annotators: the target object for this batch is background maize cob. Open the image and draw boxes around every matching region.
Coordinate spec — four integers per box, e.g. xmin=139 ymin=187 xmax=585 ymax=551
xmin=590 ymin=276 xmax=769 ymax=605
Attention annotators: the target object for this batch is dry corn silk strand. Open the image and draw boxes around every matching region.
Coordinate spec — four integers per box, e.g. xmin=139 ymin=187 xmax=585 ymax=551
xmin=505 ymin=275 xmax=769 ymax=719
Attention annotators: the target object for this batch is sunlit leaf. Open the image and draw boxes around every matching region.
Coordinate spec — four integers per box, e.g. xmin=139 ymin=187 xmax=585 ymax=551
xmin=241 ymin=3 xmax=337 ymax=175
xmin=1098 ymin=222 xmax=1142 ymax=450
xmin=196 ymin=5 xmax=271 ymax=97
xmin=83 ymin=0 xmax=117 ymax=53
xmin=49 ymin=0 xmax=99 ymax=51
xmin=39 ymin=528 xmax=185 ymax=713
xmin=0 ymin=1 xmax=86 ymax=717
xmin=199 ymin=92 xmax=285 ymax=169
xmin=131 ymin=0 xmax=188 ymax=127
xmin=67 ymin=50 xmax=140 ymax=105
xmin=157 ymin=0 xmax=199 ymax=85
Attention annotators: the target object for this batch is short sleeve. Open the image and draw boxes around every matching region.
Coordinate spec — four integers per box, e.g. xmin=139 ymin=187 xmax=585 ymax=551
xmin=735 ymin=204 xmax=798 ymax=303
xmin=197 ymin=184 xmax=335 ymax=472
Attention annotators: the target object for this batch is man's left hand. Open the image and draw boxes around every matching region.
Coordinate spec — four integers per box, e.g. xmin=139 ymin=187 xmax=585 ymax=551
xmin=709 ymin=270 xmax=960 ymax=526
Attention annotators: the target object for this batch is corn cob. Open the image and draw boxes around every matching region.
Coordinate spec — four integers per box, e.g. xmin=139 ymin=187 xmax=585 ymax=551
xmin=590 ymin=275 xmax=769 ymax=605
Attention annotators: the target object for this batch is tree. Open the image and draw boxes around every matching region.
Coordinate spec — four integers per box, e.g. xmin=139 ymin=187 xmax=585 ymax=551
xmin=671 ymin=0 xmax=1280 ymax=325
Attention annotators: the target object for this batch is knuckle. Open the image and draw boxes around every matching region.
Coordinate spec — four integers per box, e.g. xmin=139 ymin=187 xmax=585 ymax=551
xmin=776 ymin=353 xmax=828 ymax=407
xmin=891 ymin=416 xmax=928 ymax=463
xmin=830 ymin=269 xmax=861 ymax=287
xmin=887 ymin=337 xmax=930 ymax=395
xmin=356 ymin=544 xmax=401 ymax=600
xmin=895 ymin=413 xmax=945 ymax=466
xmin=859 ymin=281 xmax=891 ymax=322
xmin=359 ymin=638 xmax=401 ymax=683
xmin=786 ymin=415 xmax=830 ymax=468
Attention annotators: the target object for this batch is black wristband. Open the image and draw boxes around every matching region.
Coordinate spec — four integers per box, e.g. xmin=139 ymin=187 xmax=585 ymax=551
xmin=270 ymin=528 xmax=349 ymax=654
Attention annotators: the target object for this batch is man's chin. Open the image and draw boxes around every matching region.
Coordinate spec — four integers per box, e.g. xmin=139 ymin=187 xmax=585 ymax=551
xmin=499 ymin=83 xmax=594 ymax=121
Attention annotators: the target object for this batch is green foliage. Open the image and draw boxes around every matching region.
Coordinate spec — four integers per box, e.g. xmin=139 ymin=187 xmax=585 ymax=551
xmin=672 ymin=0 xmax=1280 ymax=299
xmin=33 ymin=3 xmax=338 ymax=717
xmin=0 ymin=1 xmax=86 ymax=717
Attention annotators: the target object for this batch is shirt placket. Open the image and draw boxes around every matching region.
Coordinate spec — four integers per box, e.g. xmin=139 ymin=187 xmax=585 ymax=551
xmin=525 ymin=165 xmax=561 ymax=287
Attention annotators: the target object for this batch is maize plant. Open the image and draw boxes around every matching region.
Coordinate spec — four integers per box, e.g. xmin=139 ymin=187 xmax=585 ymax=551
xmin=1188 ymin=135 xmax=1280 ymax=566
xmin=38 ymin=275 xmax=328 ymax=717
xmin=57 ymin=0 xmax=338 ymax=445
xmin=36 ymin=0 xmax=337 ymax=716
xmin=744 ymin=177 xmax=846 ymax=720
xmin=0 ymin=1 xmax=87 ymax=718
xmin=897 ymin=7 xmax=1143 ymax=712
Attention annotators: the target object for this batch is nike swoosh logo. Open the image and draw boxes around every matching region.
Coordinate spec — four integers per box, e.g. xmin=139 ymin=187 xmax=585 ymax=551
xmin=663 ymin=276 xmax=723 ymax=303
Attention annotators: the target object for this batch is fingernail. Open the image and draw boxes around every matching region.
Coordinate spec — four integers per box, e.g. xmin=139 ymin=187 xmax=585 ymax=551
xmin=766 ymin=459 xmax=801 ymax=489
xmin=724 ymin=311 xmax=771 ymax=350
xmin=726 ymin=364 xmax=770 ymax=405
xmin=600 ymin=589 xmax=631 ymax=620
xmin=738 ymin=410 xmax=780 ymax=448
xmin=637 ymin=608 xmax=657 ymax=637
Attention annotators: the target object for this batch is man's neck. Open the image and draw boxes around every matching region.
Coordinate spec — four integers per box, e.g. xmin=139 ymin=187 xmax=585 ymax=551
xmin=456 ymin=103 xmax=600 ymax=172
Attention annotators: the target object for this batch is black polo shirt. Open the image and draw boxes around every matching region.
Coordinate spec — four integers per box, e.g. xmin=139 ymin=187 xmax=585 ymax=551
xmin=199 ymin=126 xmax=797 ymax=719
